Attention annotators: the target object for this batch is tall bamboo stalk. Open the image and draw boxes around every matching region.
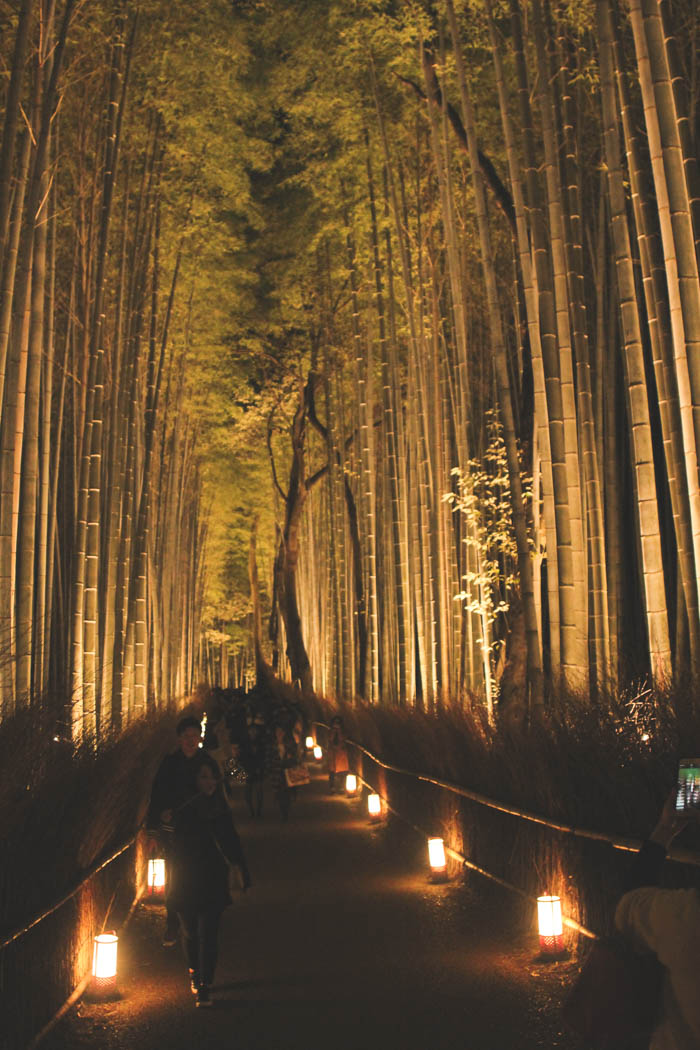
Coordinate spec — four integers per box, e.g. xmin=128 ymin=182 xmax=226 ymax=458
xmin=440 ymin=10 xmax=543 ymax=715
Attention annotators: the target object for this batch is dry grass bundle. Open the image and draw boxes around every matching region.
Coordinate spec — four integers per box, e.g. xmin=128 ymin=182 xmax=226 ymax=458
xmin=308 ymin=681 xmax=700 ymax=945
xmin=0 ymin=698 xmax=196 ymax=1050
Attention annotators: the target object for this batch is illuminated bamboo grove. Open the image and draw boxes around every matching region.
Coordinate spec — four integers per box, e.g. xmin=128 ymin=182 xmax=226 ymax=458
xmin=1 ymin=0 xmax=700 ymax=733
xmin=0 ymin=2 xmax=253 ymax=740
xmin=256 ymin=0 xmax=700 ymax=721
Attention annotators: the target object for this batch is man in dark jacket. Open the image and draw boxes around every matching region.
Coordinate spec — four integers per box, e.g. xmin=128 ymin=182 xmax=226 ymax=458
xmin=147 ymin=715 xmax=217 ymax=945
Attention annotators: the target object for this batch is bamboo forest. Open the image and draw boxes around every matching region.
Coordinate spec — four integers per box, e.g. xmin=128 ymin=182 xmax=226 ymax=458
xmin=1 ymin=0 xmax=700 ymax=741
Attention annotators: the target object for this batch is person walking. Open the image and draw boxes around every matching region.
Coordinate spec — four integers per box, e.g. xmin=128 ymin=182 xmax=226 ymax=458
xmin=239 ymin=715 xmax=267 ymax=818
xmin=170 ymin=755 xmax=251 ymax=1008
xmin=268 ymin=719 xmax=300 ymax=821
xmin=146 ymin=715 xmax=213 ymax=946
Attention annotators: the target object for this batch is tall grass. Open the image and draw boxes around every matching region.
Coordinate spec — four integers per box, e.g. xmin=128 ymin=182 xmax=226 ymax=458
xmin=0 ymin=698 xmax=199 ymax=1050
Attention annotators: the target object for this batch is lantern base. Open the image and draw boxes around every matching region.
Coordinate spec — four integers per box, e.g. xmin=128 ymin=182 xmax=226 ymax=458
xmin=86 ymin=976 xmax=121 ymax=1002
xmin=537 ymin=933 xmax=566 ymax=959
xmin=429 ymin=868 xmax=448 ymax=884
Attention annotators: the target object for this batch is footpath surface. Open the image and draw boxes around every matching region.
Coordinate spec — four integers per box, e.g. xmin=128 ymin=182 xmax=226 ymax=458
xmin=42 ymin=772 xmax=588 ymax=1050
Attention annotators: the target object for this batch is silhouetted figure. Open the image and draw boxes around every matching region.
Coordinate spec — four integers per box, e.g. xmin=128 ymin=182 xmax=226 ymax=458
xmin=613 ymin=790 xmax=700 ymax=1050
xmin=327 ymin=715 xmax=349 ymax=794
xmin=170 ymin=756 xmax=251 ymax=1008
xmin=239 ymin=716 xmax=267 ymax=817
xmin=146 ymin=715 xmax=210 ymax=946
xmin=269 ymin=721 xmax=300 ymax=821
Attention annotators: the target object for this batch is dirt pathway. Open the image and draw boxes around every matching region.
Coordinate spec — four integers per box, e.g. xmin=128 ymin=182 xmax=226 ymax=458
xmin=41 ymin=773 xmax=588 ymax=1050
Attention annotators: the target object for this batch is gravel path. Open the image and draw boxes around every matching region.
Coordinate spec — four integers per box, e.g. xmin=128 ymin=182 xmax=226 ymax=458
xmin=41 ymin=773 xmax=589 ymax=1050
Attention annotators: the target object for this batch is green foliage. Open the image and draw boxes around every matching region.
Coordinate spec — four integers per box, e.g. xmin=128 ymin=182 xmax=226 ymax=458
xmin=446 ymin=411 xmax=529 ymax=689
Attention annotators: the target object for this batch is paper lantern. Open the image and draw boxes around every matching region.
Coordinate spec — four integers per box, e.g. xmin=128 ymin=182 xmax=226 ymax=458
xmin=428 ymin=837 xmax=447 ymax=881
xmin=537 ymin=895 xmax=564 ymax=955
xmin=313 ymin=745 xmax=323 ymax=761
xmin=91 ymin=932 xmax=118 ymax=994
xmin=368 ymin=793 xmax=382 ymax=820
xmin=305 ymin=735 xmax=314 ymax=750
xmin=345 ymin=773 xmax=358 ymax=796
xmin=147 ymin=857 xmax=166 ymax=897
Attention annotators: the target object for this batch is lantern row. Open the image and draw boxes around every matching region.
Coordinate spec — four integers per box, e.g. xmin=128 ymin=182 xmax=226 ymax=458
xmin=336 ymin=767 xmax=565 ymax=959
xmin=97 ymin=741 xmax=564 ymax=997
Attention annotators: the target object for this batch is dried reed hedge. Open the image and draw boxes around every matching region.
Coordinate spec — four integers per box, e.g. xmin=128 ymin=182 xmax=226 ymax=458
xmin=0 ymin=699 xmax=201 ymax=1050
xmin=308 ymin=684 xmax=700 ymax=943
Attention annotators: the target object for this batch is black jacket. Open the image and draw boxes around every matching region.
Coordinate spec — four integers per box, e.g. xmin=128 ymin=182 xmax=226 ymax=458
xmin=169 ymin=791 xmax=250 ymax=913
xmin=146 ymin=749 xmax=218 ymax=831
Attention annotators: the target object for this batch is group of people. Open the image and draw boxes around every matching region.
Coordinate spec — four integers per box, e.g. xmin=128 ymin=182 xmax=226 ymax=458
xmin=221 ymin=690 xmax=308 ymax=821
xmin=146 ymin=692 xmax=312 ymax=1007
xmin=146 ymin=715 xmax=252 ymax=1008
xmin=148 ymin=702 xmax=700 ymax=1044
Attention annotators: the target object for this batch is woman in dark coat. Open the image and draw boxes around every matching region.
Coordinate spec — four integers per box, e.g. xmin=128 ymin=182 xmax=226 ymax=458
xmin=268 ymin=720 xmax=300 ymax=821
xmin=170 ymin=754 xmax=251 ymax=1008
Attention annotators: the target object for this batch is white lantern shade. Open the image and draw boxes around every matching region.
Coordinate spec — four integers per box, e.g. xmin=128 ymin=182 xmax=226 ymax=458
xmin=428 ymin=837 xmax=447 ymax=873
xmin=368 ymin=793 xmax=382 ymax=818
xmin=345 ymin=773 xmax=358 ymax=795
xmin=305 ymin=735 xmax=314 ymax=749
xmin=537 ymin=895 xmax=564 ymax=954
xmin=92 ymin=933 xmax=118 ymax=983
xmin=147 ymin=857 xmax=166 ymax=895
xmin=313 ymin=745 xmax=323 ymax=760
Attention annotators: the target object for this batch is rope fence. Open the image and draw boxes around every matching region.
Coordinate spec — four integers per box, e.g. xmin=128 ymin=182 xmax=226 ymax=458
xmin=0 ymin=835 xmax=137 ymax=952
xmin=313 ymin=719 xmax=700 ymax=942
xmin=353 ymin=767 xmax=598 ymax=940
xmin=25 ymin=891 xmax=142 ymax=1050
xmin=314 ymin=724 xmax=700 ymax=867
xmin=6 ymin=714 xmax=698 ymax=996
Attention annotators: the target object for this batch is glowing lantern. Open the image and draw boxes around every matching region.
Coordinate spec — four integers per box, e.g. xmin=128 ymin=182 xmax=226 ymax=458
xmin=313 ymin=745 xmax=323 ymax=761
xmin=305 ymin=735 xmax=314 ymax=750
xmin=91 ymin=932 xmax=118 ymax=994
xmin=147 ymin=857 xmax=166 ymax=897
xmin=428 ymin=837 xmax=447 ymax=881
xmin=345 ymin=773 xmax=358 ymax=796
xmin=537 ymin=895 xmax=564 ymax=955
xmin=368 ymin=793 xmax=382 ymax=820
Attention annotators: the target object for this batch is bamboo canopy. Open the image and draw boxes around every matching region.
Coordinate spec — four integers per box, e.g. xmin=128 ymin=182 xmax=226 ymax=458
xmin=0 ymin=0 xmax=699 ymax=736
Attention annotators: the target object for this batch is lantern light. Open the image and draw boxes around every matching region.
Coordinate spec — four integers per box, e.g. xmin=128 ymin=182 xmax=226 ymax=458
xmin=345 ymin=773 xmax=358 ymax=796
xmin=91 ymin=932 xmax=118 ymax=995
xmin=313 ymin=745 xmax=323 ymax=761
xmin=368 ymin=793 xmax=382 ymax=820
xmin=305 ymin=735 xmax=314 ymax=750
xmin=537 ymin=895 xmax=564 ymax=956
xmin=428 ymin=837 xmax=448 ymax=882
xmin=147 ymin=857 xmax=166 ymax=897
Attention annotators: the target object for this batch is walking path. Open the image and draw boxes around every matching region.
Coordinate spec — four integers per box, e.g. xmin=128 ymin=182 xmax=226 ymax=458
xmin=42 ymin=772 xmax=586 ymax=1050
